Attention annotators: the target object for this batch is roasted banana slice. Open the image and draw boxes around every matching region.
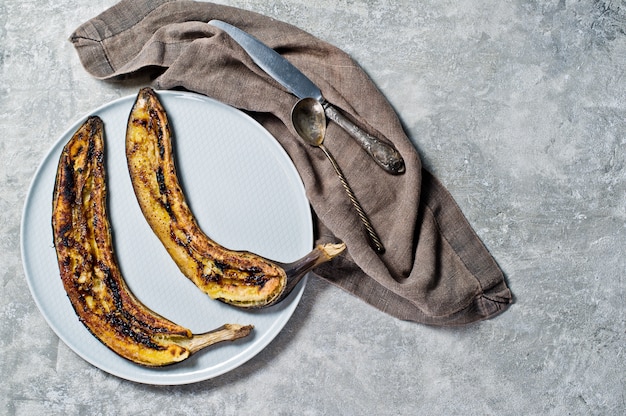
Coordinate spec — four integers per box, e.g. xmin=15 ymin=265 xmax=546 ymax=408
xmin=52 ymin=115 xmax=252 ymax=367
xmin=126 ymin=88 xmax=345 ymax=308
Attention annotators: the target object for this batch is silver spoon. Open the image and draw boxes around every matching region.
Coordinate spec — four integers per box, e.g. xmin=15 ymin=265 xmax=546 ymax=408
xmin=291 ymin=98 xmax=385 ymax=254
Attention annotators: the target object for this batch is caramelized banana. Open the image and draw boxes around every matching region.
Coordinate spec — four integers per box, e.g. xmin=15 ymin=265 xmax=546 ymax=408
xmin=52 ymin=116 xmax=252 ymax=367
xmin=126 ymin=88 xmax=345 ymax=308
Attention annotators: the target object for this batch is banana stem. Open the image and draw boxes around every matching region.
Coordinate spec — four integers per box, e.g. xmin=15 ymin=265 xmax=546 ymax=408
xmin=179 ymin=324 xmax=254 ymax=354
xmin=276 ymin=242 xmax=346 ymax=304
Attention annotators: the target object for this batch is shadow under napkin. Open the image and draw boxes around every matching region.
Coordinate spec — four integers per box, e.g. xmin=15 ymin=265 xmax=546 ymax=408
xmin=69 ymin=0 xmax=512 ymax=325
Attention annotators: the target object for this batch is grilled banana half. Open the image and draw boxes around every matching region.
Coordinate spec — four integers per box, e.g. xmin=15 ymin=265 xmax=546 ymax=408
xmin=126 ymin=88 xmax=345 ymax=308
xmin=52 ymin=115 xmax=253 ymax=367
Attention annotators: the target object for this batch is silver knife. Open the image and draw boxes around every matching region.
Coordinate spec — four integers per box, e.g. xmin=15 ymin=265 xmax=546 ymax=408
xmin=208 ymin=20 xmax=405 ymax=175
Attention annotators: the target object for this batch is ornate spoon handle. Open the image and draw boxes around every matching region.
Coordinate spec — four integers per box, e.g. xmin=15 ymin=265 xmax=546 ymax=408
xmin=319 ymin=144 xmax=385 ymax=254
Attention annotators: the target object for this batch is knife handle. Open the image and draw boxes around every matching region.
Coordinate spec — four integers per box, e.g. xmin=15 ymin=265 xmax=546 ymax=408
xmin=323 ymin=104 xmax=405 ymax=175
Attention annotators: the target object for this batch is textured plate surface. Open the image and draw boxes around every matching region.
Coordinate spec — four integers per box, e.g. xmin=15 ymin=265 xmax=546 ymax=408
xmin=21 ymin=90 xmax=312 ymax=385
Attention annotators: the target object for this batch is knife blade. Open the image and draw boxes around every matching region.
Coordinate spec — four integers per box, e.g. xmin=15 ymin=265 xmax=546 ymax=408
xmin=208 ymin=20 xmax=405 ymax=175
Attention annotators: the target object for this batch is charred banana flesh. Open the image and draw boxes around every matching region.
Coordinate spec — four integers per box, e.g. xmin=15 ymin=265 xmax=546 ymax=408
xmin=125 ymin=87 xmax=345 ymax=308
xmin=52 ymin=115 xmax=252 ymax=367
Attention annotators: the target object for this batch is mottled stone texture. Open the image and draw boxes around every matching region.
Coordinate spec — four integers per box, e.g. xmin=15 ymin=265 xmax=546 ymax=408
xmin=1 ymin=0 xmax=624 ymax=414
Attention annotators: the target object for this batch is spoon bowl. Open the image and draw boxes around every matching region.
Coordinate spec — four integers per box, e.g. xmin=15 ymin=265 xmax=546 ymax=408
xmin=292 ymin=98 xmax=326 ymax=147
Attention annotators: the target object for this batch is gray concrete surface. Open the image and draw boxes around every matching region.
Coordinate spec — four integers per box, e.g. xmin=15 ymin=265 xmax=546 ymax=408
xmin=1 ymin=0 xmax=625 ymax=414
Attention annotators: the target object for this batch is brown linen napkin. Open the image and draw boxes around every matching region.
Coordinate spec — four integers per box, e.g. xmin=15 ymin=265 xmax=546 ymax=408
xmin=70 ymin=0 xmax=512 ymax=325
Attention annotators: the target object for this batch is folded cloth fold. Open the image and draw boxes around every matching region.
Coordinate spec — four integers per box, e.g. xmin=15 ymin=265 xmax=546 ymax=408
xmin=70 ymin=0 xmax=512 ymax=325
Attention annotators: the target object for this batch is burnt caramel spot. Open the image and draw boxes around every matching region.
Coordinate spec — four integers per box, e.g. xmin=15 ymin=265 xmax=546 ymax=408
xmin=247 ymin=266 xmax=263 ymax=274
xmin=171 ymin=230 xmax=188 ymax=248
xmin=57 ymin=223 xmax=74 ymax=247
xmin=133 ymin=118 xmax=148 ymax=129
xmin=214 ymin=260 xmax=227 ymax=272
xmin=106 ymin=313 xmax=163 ymax=350
xmin=156 ymin=167 xmax=167 ymax=196
xmin=199 ymin=260 xmax=271 ymax=288
xmin=244 ymin=273 xmax=269 ymax=287
xmin=100 ymin=263 xmax=123 ymax=311
xmin=155 ymin=167 xmax=173 ymax=217
xmin=95 ymin=149 xmax=104 ymax=165
xmin=202 ymin=273 xmax=222 ymax=284
xmin=61 ymin=162 xmax=76 ymax=202
xmin=86 ymin=131 xmax=96 ymax=160
xmin=149 ymin=108 xmax=166 ymax=159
